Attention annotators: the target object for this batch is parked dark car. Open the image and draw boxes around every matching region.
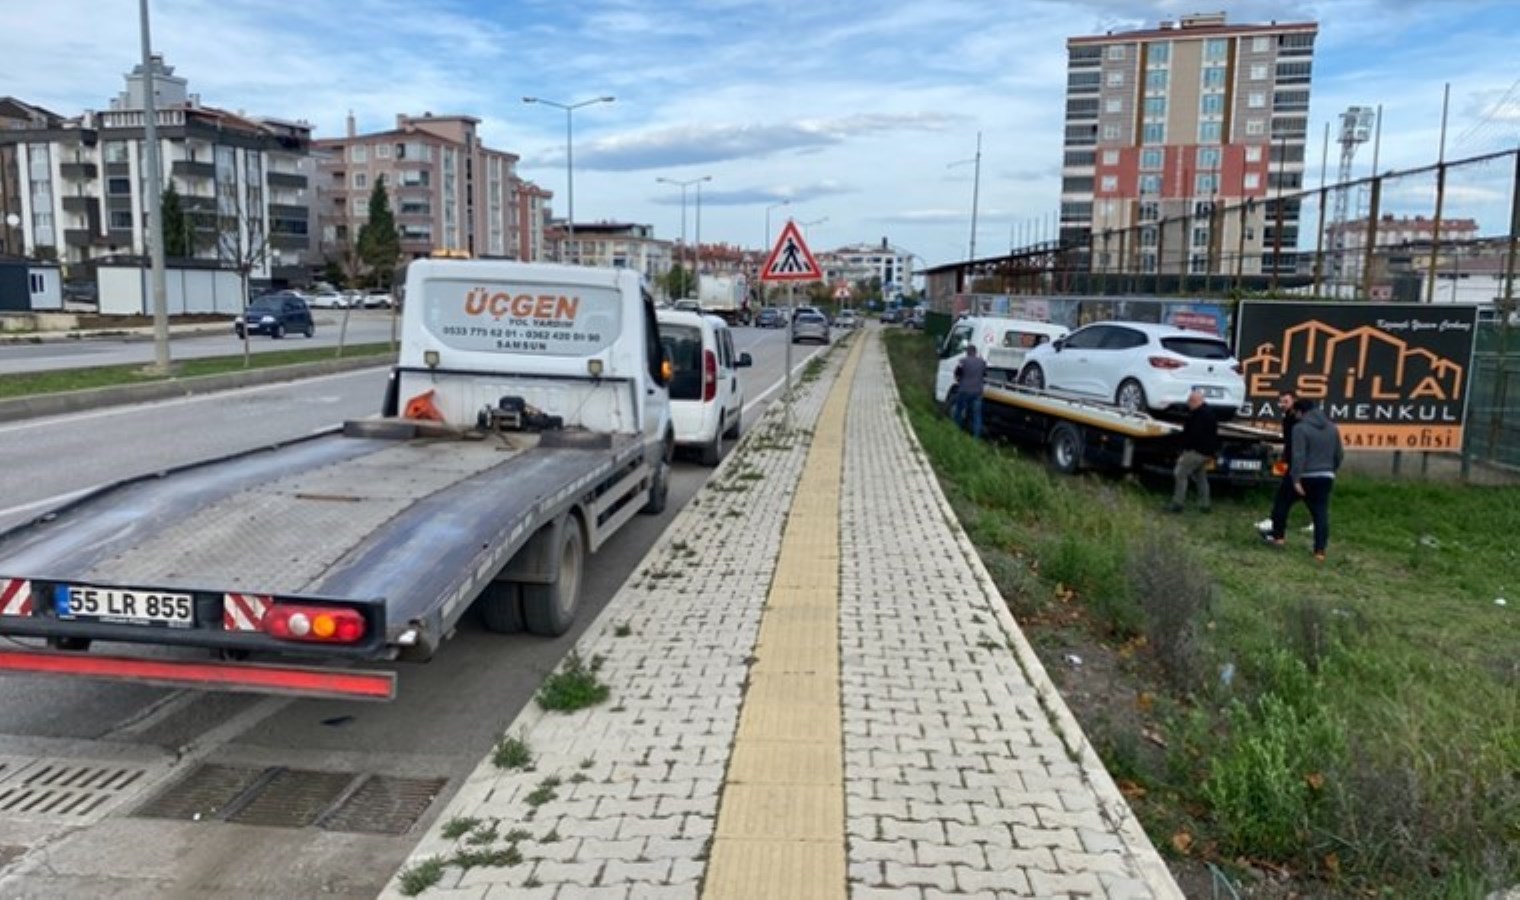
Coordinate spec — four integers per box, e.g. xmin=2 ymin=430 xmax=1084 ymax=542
xmin=880 ymin=308 xmax=903 ymax=325
xmin=904 ymin=309 xmax=926 ymax=330
xmin=791 ymin=311 xmax=830 ymax=345
xmin=235 ymin=293 xmax=314 ymax=339
xmin=755 ymin=307 xmax=786 ymax=329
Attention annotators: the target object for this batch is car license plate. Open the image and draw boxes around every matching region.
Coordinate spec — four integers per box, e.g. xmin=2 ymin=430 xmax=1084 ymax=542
xmin=1200 ymin=386 xmax=1225 ymax=398
xmin=1229 ymin=459 xmax=1263 ymax=471
xmin=58 ymin=585 xmax=194 ymax=628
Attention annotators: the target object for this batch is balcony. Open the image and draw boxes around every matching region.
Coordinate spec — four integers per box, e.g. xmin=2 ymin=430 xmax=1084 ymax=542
xmin=271 ymin=231 xmax=309 ymax=251
xmin=269 ymin=203 xmax=308 ymax=220
xmin=267 ymin=171 xmax=307 ymax=190
xmin=172 ymin=160 xmax=216 ymax=180
xmin=60 ymin=162 xmax=98 ymax=180
xmin=62 ymin=196 xmax=99 ymax=216
xmin=64 ymin=228 xmax=99 ymax=247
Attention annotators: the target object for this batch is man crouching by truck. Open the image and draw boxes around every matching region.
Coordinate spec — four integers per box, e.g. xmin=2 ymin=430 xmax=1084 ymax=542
xmin=1169 ymin=389 xmax=1219 ymax=513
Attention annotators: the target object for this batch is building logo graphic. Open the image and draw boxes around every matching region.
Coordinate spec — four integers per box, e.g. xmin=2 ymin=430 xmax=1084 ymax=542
xmin=1236 ymin=302 xmax=1480 ymax=452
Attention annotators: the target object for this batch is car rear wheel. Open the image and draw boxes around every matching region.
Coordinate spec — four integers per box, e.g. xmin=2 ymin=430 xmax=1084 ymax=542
xmin=522 ymin=520 xmax=583 ymax=637
xmin=700 ymin=423 xmax=724 ymax=466
xmin=303 ymin=323 xmax=315 ymax=338
xmin=724 ymin=409 xmax=742 ymax=440
xmin=1019 ymin=364 xmax=1045 ymax=390
xmin=1116 ymin=379 xmax=1147 ymax=413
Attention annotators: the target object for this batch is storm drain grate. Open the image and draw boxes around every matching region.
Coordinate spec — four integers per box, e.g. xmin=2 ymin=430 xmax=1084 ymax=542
xmin=133 ymin=763 xmax=266 ymax=822
xmin=222 ymin=768 xmax=357 ymax=829
xmin=317 ymin=775 xmax=449 ymax=835
xmin=0 ymin=761 xmax=149 ymax=821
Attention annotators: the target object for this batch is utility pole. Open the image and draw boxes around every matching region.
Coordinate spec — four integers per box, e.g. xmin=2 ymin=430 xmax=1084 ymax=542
xmin=139 ymin=0 xmax=170 ymax=373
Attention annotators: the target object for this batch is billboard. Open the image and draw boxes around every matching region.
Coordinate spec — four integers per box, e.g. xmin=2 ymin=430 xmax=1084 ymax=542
xmin=1236 ymin=302 xmax=1480 ymax=453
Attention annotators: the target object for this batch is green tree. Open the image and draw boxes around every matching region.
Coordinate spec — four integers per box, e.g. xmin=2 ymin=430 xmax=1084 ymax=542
xmin=160 ymin=183 xmax=195 ymax=259
xmin=663 ymin=263 xmax=695 ymax=300
xmin=357 ymin=177 xmax=401 ymax=289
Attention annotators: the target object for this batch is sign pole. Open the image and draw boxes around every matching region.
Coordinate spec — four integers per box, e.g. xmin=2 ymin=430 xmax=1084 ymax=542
xmin=784 ymin=281 xmax=794 ymax=429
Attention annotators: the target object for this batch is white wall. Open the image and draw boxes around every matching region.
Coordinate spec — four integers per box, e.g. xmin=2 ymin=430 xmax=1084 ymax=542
xmin=98 ymin=266 xmax=245 ymax=315
xmin=28 ymin=266 xmax=62 ymax=310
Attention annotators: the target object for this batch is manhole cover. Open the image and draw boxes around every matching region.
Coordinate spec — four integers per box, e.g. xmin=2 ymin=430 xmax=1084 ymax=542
xmin=133 ymin=763 xmax=266 ymax=822
xmin=318 ymin=775 xmax=448 ymax=835
xmin=0 ymin=761 xmax=149 ymax=821
xmin=224 ymin=768 xmax=356 ymax=829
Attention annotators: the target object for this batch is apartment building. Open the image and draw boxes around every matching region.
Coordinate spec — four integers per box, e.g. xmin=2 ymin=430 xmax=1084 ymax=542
xmin=1061 ymin=12 xmax=1318 ymax=277
xmin=550 ymin=222 xmax=673 ymax=285
xmin=823 ymin=239 xmax=915 ymax=295
xmin=314 ymin=113 xmax=546 ymax=264
xmin=0 ymin=57 xmax=316 ymax=283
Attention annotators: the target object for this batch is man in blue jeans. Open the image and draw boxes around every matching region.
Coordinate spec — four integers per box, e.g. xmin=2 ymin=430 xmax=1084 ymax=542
xmin=952 ymin=345 xmax=988 ymax=438
xmin=1287 ymin=398 xmax=1344 ymax=561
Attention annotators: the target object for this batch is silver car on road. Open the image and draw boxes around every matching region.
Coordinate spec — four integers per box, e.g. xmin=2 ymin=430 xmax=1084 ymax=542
xmin=791 ymin=312 xmax=830 ymax=345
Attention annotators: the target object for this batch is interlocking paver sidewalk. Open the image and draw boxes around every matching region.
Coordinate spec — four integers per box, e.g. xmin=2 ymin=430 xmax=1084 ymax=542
xmin=383 ymin=329 xmax=1180 ymax=899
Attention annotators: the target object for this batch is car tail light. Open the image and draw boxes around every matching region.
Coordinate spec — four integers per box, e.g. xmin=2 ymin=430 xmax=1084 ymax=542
xmin=703 ymin=349 xmax=717 ymax=402
xmin=262 ymin=605 xmax=366 ymax=644
xmin=1148 ymin=355 xmax=1186 ymax=370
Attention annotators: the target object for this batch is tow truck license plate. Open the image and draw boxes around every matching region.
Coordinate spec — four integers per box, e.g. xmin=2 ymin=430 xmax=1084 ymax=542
xmin=1229 ymin=459 xmax=1263 ymax=471
xmin=59 ymin=586 xmax=194 ymax=628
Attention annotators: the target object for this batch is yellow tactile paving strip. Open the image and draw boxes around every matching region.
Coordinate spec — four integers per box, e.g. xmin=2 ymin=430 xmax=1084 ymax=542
xmin=704 ymin=337 xmax=866 ymax=900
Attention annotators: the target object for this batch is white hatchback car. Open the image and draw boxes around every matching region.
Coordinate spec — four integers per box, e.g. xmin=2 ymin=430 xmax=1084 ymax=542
xmin=657 ymin=311 xmax=752 ymax=465
xmin=1018 ymin=321 xmax=1245 ymax=419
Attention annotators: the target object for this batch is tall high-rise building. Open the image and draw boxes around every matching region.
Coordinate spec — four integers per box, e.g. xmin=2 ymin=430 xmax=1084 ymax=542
xmin=1061 ymin=12 xmax=1317 ymax=278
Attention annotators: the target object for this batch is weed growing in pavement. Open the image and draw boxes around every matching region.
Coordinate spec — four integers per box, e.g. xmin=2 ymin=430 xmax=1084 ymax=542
xmin=465 ymin=821 xmax=500 ymax=845
xmin=535 ymin=650 xmax=610 ymax=712
xmin=396 ymin=856 xmax=445 ymax=896
xmin=541 ymin=827 xmax=562 ymax=843
xmin=523 ymin=876 xmax=544 ymax=889
xmin=504 ymin=828 xmax=533 ymax=843
xmin=614 ymin=622 xmax=633 ymax=637
xmin=737 ymin=471 xmax=765 ymax=481
xmin=440 ymin=815 xmax=481 ymax=839
xmin=491 ymin=734 xmax=534 ymax=770
xmin=451 ymin=844 xmax=523 ymax=870
xmin=524 ymin=775 xmax=562 ymax=808
xmin=569 ymin=772 xmax=589 ymax=784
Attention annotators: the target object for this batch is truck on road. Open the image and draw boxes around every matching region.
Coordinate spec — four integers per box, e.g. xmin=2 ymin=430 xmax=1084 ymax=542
xmin=0 ymin=261 xmax=674 ymax=701
xmin=696 ymin=274 xmax=749 ymax=325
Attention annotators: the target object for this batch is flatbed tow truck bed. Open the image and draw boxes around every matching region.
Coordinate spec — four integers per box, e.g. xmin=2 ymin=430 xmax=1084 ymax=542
xmin=0 ymin=423 xmax=647 ymax=699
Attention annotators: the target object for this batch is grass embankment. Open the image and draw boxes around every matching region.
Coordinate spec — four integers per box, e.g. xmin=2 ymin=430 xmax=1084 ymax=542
xmin=883 ymin=330 xmax=1518 ymax=897
xmin=0 ymin=342 xmax=396 ymax=400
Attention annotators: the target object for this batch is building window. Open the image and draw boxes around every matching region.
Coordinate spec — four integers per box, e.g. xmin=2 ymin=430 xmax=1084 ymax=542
xmin=1251 ymin=36 xmax=1271 ymax=52
xmin=350 ymin=145 xmax=367 ymax=163
xmin=1141 ymin=252 xmax=1158 ymax=273
xmin=1144 ymin=97 xmax=1166 ymax=118
xmin=104 ymin=141 xmax=130 ymax=163
xmin=1101 ymin=149 xmax=1120 ymax=166
xmin=351 ymin=198 xmax=367 ymax=216
xmin=1196 ymin=173 xmax=1220 ymax=195
xmin=1202 ymin=66 xmax=1227 ymax=90
xmin=1246 ymin=119 xmax=1266 ymax=136
xmin=1105 ymin=98 xmax=1122 ymax=114
xmin=109 ymin=210 xmax=134 ymax=229
xmin=1198 ymin=121 xmax=1222 ymax=143
xmin=1244 ymin=172 xmax=1262 ymax=190
xmin=1245 ymin=145 xmax=1263 ymax=162
xmin=1250 ymin=63 xmax=1268 ymax=80
xmin=1139 ymin=174 xmax=1162 ymax=195
xmin=1204 ymin=38 xmax=1228 ymax=61
xmin=1107 ymin=70 xmax=1124 ymax=86
xmin=1248 ymin=91 xmax=1266 ymax=109
xmin=1100 ymin=175 xmax=1118 ymax=192
xmin=1141 ymin=148 xmax=1163 ymax=169
xmin=1201 ymin=94 xmax=1224 ymax=116
xmin=1101 ymin=123 xmax=1121 ymax=141
xmin=107 ymin=177 xmax=132 ymax=195
xmin=376 ymin=144 xmax=392 ymax=159
xmin=1192 ymin=226 xmax=1210 ymax=247
xmin=1107 ymin=44 xmax=1126 ymax=60
xmin=1139 ymin=201 xmax=1159 ymax=222
xmin=1140 ymin=227 xmax=1158 ymax=247
xmin=1142 ymin=123 xmax=1165 ymax=144
xmin=352 ymin=172 xmax=368 ymax=189
xmin=1197 ymin=147 xmax=1222 ymax=169
xmin=1145 ymin=69 xmax=1168 ymax=92
xmin=1148 ymin=42 xmax=1170 ymax=65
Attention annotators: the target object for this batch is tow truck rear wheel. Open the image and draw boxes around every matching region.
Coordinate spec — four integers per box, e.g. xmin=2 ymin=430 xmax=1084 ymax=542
xmin=640 ymin=434 xmax=673 ymax=515
xmin=523 ymin=519 xmax=584 ymax=637
xmin=1048 ymin=422 xmax=1084 ymax=475
xmin=478 ymin=581 xmax=525 ymax=634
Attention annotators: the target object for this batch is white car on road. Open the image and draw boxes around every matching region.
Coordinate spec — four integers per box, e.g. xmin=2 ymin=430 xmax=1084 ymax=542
xmin=1018 ymin=320 xmax=1245 ymax=419
xmin=657 ymin=310 xmax=751 ymax=465
xmin=308 ymin=291 xmax=350 ymax=309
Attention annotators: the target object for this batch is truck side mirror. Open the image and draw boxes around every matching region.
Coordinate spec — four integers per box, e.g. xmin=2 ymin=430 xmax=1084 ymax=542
xmin=738 ymin=352 xmax=753 ymax=368
xmin=1052 ymin=338 xmax=1065 ymax=352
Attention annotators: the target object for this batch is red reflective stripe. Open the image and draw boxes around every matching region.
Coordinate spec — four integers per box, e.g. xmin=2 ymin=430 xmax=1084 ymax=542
xmin=223 ymin=593 xmax=271 ymax=632
xmin=0 ymin=650 xmax=395 ymax=701
xmin=0 ymin=580 xmax=32 ymax=617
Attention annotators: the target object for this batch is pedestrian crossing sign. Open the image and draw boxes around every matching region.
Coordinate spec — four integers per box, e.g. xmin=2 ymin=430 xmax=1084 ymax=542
xmin=759 ymin=220 xmax=823 ymax=282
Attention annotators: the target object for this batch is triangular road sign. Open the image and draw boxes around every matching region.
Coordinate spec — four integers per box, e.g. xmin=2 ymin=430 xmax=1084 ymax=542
xmin=759 ymin=220 xmax=823 ymax=282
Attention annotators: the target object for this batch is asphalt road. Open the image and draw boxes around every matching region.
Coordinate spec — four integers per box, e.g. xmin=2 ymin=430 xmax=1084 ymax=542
xmin=0 ymin=324 xmax=827 ymax=896
xmin=0 ymin=309 xmax=402 ymax=376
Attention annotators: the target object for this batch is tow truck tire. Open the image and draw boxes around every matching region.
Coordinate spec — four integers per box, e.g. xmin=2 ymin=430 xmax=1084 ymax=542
xmin=478 ymin=581 xmax=525 ymax=634
xmin=640 ymin=435 xmax=673 ymax=515
xmin=1020 ymin=364 xmax=1045 ymax=390
xmin=1116 ymin=379 xmax=1147 ymax=414
xmin=523 ymin=520 xmax=584 ymax=637
xmin=1048 ymin=422 xmax=1084 ymax=475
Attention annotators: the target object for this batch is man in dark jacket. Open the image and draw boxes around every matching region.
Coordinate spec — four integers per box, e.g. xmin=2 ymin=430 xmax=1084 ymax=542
xmin=1289 ymin=398 xmax=1344 ymax=561
xmin=952 ymin=345 xmax=989 ymax=439
xmin=1262 ymin=390 xmax=1299 ymax=543
xmin=1169 ymin=389 xmax=1219 ymax=512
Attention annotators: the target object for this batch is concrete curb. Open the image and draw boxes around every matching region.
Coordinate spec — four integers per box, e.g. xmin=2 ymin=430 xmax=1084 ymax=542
xmin=0 ymin=354 xmax=395 ymax=424
xmin=0 ymin=324 xmax=233 ymax=345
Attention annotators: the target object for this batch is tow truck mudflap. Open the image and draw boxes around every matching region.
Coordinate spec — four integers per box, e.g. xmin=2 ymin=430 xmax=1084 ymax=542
xmin=0 ymin=649 xmax=396 ymax=701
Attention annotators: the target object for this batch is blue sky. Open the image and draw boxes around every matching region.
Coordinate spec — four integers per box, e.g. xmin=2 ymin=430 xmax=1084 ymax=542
xmin=3 ymin=0 xmax=1517 ymax=267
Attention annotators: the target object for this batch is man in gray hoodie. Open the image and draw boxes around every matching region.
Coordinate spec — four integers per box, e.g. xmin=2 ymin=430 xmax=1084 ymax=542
xmin=1288 ymin=398 xmax=1344 ymax=561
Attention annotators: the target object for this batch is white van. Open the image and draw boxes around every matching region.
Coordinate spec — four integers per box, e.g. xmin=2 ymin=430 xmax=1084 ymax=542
xmin=935 ymin=316 xmax=1069 ymax=403
xmin=657 ymin=310 xmax=752 ymax=465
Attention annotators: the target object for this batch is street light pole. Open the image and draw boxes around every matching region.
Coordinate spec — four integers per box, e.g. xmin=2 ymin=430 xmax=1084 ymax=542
xmin=523 ymin=95 xmax=615 ymax=264
xmin=948 ymin=131 xmax=983 ymax=263
xmin=657 ymin=175 xmax=709 ymax=297
xmin=139 ymin=0 xmax=170 ymax=373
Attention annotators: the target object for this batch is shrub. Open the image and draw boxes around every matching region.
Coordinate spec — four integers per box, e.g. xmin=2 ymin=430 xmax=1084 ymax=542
xmin=535 ymin=651 xmax=610 ymax=712
xmin=1127 ymin=533 xmax=1214 ymax=691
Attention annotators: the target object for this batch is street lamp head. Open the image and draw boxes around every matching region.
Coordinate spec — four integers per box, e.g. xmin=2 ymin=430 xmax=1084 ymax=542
xmin=597 ymin=96 xmax=615 ymax=103
xmin=522 ymin=96 xmax=538 ymax=104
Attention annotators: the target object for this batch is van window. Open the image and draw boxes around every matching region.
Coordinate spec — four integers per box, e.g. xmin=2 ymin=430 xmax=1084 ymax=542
xmin=718 ymin=330 xmax=735 ymax=368
xmin=1003 ymin=330 xmax=1052 ymax=349
xmin=940 ymin=325 xmax=973 ymax=359
xmin=659 ymin=323 xmax=703 ymax=401
xmin=643 ymin=293 xmax=666 ymax=384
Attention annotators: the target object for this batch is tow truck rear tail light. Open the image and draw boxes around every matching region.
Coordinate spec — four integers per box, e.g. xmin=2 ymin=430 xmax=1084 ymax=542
xmin=1148 ymin=355 xmax=1186 ymax=370
xmin=262 ymin=605 xmax=366 ymax=644
xmin=703 ymin=349 xmax=718 ymax=402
